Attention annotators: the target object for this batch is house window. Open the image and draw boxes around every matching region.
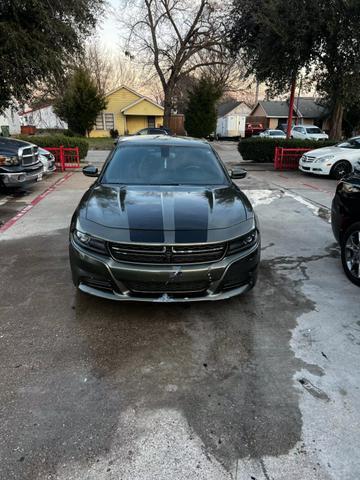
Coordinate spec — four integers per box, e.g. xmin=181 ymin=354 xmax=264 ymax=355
xmin=148 ymin=116 xmax=155 ymax=128
xmin=95 ymin=113 xmax=115 ymax=130
xmin=95 ymin=114 xmax=104 ymax=130
xmin=104 ymin=113 xmax=115 ymax=130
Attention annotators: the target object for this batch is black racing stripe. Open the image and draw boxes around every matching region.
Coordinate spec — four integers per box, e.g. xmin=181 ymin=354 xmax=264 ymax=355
xmin=129 ymin=229 xmax=164 ymax=243
xmin=127 ymin=194 xmax=164 ymax=243
xmin=175 ymin=229 xmax=207 ymax=243
xmin=174 ymin=193 xmax=208 ymax=243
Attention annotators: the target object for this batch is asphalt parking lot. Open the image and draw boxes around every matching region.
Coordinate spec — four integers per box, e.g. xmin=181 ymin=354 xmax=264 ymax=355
xmin=0 ymin=143 xmax=359 ymax=480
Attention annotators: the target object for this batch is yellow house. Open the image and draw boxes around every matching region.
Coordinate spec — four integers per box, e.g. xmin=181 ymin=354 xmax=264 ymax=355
xmin=90 ymin=85 xmax=164 ymax=137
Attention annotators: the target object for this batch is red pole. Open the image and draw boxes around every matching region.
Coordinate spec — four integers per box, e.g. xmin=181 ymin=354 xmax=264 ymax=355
xmin=286 ymin=78 xmax=296 ymax=139
xmin=60 ymin=145 xmax=65 ymax=172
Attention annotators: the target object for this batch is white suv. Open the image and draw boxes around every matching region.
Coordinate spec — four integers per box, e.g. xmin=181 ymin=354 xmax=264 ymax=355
xmin=291 ymin=125 xmax=329 ymax=141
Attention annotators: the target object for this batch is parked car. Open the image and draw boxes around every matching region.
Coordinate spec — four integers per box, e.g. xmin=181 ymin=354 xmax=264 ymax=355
xmin=299 ymin=136 xmax=360 ymax=180
xmin=70 ymin=136 xmax=260 ymax=302
xmin=135 ymin=127 xmax=171 ymax=135
xmin=0 ymin=137 xmax=43 ymax=188
xmin=331 ymin=168 xmax=360 ymax=286
xmin=38 ymin=147 xmax=56 ymax=175
xmin=291 ymin=125 xmax=329 ymax=141
xmin=259 ymin=129 xmax=286 ymax=138
xmin=245 ymin=123 xmax=264 ymax=137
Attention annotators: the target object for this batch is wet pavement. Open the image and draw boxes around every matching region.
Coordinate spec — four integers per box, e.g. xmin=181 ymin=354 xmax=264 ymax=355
xmin=0 ymin=144 xmax=359 ymax=480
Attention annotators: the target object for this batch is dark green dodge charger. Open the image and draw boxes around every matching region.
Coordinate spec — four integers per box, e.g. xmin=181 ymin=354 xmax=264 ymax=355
xmin=69 ymin=136 xmax=260 ymax=302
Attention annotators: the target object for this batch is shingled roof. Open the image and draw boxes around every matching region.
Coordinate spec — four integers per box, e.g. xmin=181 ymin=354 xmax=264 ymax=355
xmin=254 ymin=97 xmax=328 ymax=119
xmin=217 ymin=100 xmax=242 ymax=117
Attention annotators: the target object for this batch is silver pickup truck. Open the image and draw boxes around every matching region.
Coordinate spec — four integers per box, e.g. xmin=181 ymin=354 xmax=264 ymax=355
xmin=0 ymin=137 xmax=44 ymax=188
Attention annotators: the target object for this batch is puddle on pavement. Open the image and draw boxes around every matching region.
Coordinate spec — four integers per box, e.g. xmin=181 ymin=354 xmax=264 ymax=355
xmin=0 ymin=229 xmax=322 ymax=477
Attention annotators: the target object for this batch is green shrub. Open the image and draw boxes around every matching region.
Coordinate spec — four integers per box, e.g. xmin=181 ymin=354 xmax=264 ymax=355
xmin=16 ymin=134 xmax=89 ymax=159
xmin=35 ymin=128 xmax=73 ymax=136
xmin=238 ymin=137 xmax=337 ymax=163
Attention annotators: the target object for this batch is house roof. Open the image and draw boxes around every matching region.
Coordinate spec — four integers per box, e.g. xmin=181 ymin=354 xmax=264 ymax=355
xmin=294 ymin=97 xmax=328 ymax=119
xmin=121 ymin=96 xmax=164 ymax=114
xmin=105 ymin=84 xmax=143 ymax=99
xmin=217 ymin=100 xmax=241 ymax=117
xmin=19 ymin=104 xmax=52 ymax=115
xmin=252 ymin=97 xmax=328 ymax=119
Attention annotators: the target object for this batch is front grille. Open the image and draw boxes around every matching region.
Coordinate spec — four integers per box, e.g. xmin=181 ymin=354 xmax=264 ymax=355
xmin=109 ymin=242 xmax=227 ymax=264
xmin=19 ymin=146 xmax=39 ymax=166
xmin=126 ymin=280 xmax=208 ymax=294
xmin=302 ymin=156 xmax=315 ymax=163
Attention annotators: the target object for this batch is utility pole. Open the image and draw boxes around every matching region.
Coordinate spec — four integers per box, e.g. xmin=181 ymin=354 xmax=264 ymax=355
xmin=286 ymin=77 xmax=296 ymax=139
xmin=254 ymin=79 xmax=260 ymax=105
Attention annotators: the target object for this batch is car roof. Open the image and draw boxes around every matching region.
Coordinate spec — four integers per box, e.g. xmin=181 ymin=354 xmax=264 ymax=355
xmin=116 ymin=135 xmax=209 ymax=147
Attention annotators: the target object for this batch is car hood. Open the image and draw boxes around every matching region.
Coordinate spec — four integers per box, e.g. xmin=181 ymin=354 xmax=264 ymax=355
xmin=77 ymin=184 xmax=255 ymax=243
xmin=305 ymin=146 xmax=347 ymax=158
xmin=0 ymin=137 xmax=33 ymax=156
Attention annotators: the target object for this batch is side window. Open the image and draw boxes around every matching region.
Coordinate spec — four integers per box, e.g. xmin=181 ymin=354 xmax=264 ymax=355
xmin=138 ymin=129 xmax=148 ymax=135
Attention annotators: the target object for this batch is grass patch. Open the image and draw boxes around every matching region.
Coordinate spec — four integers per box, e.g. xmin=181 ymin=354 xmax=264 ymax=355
xmin=87 ymin=137 xmax=116 ymax=150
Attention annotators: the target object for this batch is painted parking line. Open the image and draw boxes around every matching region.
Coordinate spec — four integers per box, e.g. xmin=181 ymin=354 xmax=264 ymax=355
xmin=301 ymin=182 xmax=333 ymax=194
xmin=0 ymin=173 xmax=74 ymax=234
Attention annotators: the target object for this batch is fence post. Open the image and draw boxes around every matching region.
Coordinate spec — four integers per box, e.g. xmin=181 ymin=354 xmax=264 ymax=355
xmin=75 ymin=147 xmax=80 ymax=167
xmin=60 ymin=145 xmax=65 ymax=172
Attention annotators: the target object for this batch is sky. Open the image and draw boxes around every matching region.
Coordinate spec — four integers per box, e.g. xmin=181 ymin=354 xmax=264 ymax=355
xmin=95 ymin=0 xmax=126 ymax=52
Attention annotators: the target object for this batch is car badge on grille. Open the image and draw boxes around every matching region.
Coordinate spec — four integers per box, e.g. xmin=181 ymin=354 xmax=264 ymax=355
xmin=165 ymin=246 xmax=172 ymax=262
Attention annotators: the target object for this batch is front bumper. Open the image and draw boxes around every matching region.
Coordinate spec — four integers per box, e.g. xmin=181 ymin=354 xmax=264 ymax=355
xmin=0 ymin=164 xmax=44 ymax=186
xmin=299 ymin=161 xmax=330 ymax=175
xmin=69 ymin=237 xmax=260 ymax=302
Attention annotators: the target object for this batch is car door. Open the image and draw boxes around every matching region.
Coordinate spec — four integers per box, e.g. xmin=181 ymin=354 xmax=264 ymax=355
xmin=293 ymin=126 xmax=306 ymax=139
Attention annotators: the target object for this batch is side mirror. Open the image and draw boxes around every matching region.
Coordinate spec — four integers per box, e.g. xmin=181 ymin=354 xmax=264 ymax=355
xmin=83 ymin=165 xmax=99 ymax=177
xmin=229 ymin=167 xmax=247 ymax=179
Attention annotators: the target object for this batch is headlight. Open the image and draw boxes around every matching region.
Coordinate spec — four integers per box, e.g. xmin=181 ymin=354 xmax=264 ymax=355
xmin=73 ymin=229 xmax=108 ymax=254
xmin=227 ymin=230 xmax=258 ymax=255
xmin=0 ymin=155 xmax=20 ymax=166
xmin=315 ymin=155 xmax=334 ymax=163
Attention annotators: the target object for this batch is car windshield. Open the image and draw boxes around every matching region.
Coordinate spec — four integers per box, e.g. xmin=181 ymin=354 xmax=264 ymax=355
xmin=102 ymin=144 xmax=228 ymax=185
xmin=336 ymin=138 xmax=360 ymax=149
xmin=306 ymin=127 xmax=322 ymax=134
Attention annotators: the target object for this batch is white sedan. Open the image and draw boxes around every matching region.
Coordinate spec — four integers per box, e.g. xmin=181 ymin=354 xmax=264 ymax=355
xmin=291 ymin=125 xmax=329 ymax=141
xmin=259 ymin=129 xmax=286 ymax=138
xmin=38 ymin=147 xmax=56 ymax=175
xmin=299 ymin=136 xmax=360 ymax=179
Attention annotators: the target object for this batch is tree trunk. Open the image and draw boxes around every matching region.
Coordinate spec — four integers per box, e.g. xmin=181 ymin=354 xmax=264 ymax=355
xmin=329 ymin=100 xmax=344 ymax=140
xmin=163 ymin=83 xmax=175 ymax=129
xmin=163 ymin=95 xmax=172 ymax=129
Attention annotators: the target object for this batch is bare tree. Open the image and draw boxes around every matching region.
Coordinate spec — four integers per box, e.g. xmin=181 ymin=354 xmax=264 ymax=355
xmin=120 ymin=0 xmax=229 ymax=127
xmin=85 ymin=42 xmax=114 ymax=94
xmin=84 ymin=40 xmax=157 ymax=95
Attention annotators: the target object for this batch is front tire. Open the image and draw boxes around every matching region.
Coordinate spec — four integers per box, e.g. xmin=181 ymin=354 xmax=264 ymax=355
xmin=341 ymin=222 xmax=360 ymax=286
xmin=330 ymin=160 xmax=352 ymax=180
